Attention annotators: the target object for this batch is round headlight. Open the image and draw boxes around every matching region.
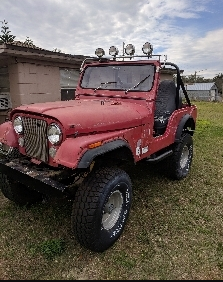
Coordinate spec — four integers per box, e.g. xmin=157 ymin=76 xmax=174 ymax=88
xmin=125 ymin=44 xmax=135 ymax=56
xmin=13 ymin=116 xmax=23 ymax=134
xmin=47 ymin=123 xmax=62 ymax=145
xmin=142 ymin=42 xmax=153 ymax=56
xmin=109 ymin=46 xmax=119 ymax=56
xmin=95 ymin=48 xmax=105 ymax=58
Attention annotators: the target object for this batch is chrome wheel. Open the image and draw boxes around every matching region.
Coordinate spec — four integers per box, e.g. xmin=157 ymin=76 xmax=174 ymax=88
xmin=71 ymin=167 xmax=132 ymax=252
xmin=180 ymin=145 xmax=189 ymax=169
xmin=102 ymin=190 xmax=123 ymax=230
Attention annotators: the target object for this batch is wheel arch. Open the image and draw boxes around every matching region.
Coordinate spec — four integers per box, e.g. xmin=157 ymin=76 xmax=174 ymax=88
xmin=77 ymin=139 xmax=134 ymax=168
xmin=175 ymin=114 xmax=195 ymax=142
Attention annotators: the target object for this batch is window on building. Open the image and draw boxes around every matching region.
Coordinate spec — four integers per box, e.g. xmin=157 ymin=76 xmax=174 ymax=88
xmin=60 ymin=68 xmax=80 ymax=101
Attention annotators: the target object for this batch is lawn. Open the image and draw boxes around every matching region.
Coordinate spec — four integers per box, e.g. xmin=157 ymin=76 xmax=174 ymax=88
xmin=0 ymin=101 xmax=223 ymax=279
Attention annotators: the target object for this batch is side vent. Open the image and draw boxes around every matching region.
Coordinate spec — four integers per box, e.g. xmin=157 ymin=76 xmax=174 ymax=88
xmin=0 ymin=93 xmax=12 ymax=110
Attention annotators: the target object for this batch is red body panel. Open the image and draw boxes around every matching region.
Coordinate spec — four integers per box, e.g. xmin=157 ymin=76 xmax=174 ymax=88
xmin=54 ymin=127 xmax=143 ymax=168
xmin=0 ymin=121 xmax=18 ymax=147
xmin=11 ymin=99 xmax=150 ymax=135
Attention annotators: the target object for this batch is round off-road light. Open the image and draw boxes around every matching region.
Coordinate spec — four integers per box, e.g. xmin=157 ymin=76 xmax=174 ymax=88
xmin=109 ymin=46 xmax=119 ymax=56
xmin=125 ymin=44 xmax=135 ymax=56
xmin=95 ymin=48 xmax=105 ymax=58
xmin=142 ymin=42 xmax=153 ymax=56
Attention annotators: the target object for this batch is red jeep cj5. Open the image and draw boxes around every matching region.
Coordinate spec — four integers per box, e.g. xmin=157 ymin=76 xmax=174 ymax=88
xmin=0 ymin=42 xmax=197 ymax=252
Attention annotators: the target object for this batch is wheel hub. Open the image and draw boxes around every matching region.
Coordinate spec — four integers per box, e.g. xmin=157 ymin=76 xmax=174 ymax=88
xmin=104 ymin=203 xmax=115 ymax=214
xmin=102 ymin=190 xmax=123 ymax=230
xmin=180 ymin=145 xmax=189 ymax=169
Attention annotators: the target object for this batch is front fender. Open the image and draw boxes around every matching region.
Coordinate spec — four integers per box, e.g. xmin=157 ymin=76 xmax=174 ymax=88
xmin=77 ymin=139 xmax=130 ymax=168
xmin=0 ymin=121 xmax=18 ymax=147
xmin=54 ymin=134 xmax=131 ymax=169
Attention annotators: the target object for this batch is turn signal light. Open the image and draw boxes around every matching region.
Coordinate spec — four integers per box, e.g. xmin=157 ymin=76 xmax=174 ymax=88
xmin=88 ymin=141 xmax=102 ymax=149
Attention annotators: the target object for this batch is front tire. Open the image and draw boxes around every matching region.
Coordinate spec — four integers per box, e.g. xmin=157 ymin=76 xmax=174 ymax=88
xmin=71 ymin=167 xmax=132 ymax=252
xmin=0 ymin=173 xmax=43 ymax=206
xmin=168 ymin=133 xmax=193 ymax=180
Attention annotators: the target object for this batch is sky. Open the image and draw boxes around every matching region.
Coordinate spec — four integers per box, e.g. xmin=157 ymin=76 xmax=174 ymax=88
xmin=1 ymin=0 xmax=223 ymax=79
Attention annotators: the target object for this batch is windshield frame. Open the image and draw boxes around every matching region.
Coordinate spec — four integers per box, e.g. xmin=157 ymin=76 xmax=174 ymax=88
xmin=80 ymin=62 xmax=156 ymax=93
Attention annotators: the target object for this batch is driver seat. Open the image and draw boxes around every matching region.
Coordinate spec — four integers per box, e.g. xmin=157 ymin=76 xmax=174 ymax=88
xmin=154 ymin=80 xmax=179 ymax=135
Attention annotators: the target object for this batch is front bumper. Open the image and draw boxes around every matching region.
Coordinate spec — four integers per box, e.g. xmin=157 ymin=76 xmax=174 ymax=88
xmin=0 ymin=157 xmax=69 ymax=196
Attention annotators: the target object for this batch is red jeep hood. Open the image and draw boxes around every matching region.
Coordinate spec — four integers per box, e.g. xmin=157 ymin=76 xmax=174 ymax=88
xmin=13 ymin=99 xmax=149 ymax=133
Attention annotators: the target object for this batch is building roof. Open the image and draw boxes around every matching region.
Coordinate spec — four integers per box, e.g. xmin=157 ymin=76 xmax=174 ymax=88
xmin=0 ymin=40 xmax=85 ymax=59
xmin=185 ymin=82 xmax=216 ymax=91
xmin=5 ymin=40 xmax=48 ymax=50
xmin=0 ymin=41 xmax=87 ymax=68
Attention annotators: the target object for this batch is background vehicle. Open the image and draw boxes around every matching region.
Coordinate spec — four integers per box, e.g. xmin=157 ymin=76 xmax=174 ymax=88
xmin=0 ymin=42 xmax=197 ymax=252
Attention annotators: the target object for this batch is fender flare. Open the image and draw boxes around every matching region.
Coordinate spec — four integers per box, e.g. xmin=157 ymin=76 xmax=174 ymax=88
xmin=175 ymin=114 xmax=195 ymax=142
xmin=0 ymin=121 xmax=18 ymax=147
xmin=77 ymin=139 xmax=131 ymax=168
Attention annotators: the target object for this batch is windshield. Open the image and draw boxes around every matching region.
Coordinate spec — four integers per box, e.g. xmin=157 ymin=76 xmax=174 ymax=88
xmin=81 ymin=64 xmax=155 ymax=92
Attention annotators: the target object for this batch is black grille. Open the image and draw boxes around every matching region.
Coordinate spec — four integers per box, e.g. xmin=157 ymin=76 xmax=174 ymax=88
xmin=23 ymin=117 xmax=48 ymax=162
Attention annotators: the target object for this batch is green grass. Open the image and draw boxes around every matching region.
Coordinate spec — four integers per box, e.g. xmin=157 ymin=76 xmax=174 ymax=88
xmin=1 ymin=101 xmax=223 ymax=279
xmin=29 ymin=238 xmax=66 ymax=260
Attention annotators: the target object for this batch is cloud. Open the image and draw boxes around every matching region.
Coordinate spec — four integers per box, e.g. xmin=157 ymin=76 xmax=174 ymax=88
xmin=163 ymin=28 xmax=223 ymax=77
xmin=1 ymin=0 xmax=222 ymax=78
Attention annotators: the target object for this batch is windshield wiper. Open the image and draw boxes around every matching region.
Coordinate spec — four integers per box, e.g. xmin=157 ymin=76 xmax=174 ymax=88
xmin=94 ymin=81 xmax=117 ymax=92
xmin=125 ymin=75 xmax=150 ymax=94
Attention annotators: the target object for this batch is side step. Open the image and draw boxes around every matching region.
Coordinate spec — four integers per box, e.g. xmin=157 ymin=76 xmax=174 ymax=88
xmin=146 ymin=149 xmax=173 ymax=163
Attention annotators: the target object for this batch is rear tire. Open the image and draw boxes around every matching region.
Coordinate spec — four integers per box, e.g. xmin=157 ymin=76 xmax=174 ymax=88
xmin=71 ymin=167 xmax=132 ymax=252
xmin=168 ymin=133 xmax=193 ymax=180
xmin=0 ymin=173 xmax=43 ymax=206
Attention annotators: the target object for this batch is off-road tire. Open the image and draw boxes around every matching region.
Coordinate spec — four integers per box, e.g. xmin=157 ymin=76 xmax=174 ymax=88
xmin=168 ymin=133 xmax=193 ymax=180
xmin=71 ymin=167 xmax=132 ymax=252
xmin=0 ymin=173 xmax=43 ymax=206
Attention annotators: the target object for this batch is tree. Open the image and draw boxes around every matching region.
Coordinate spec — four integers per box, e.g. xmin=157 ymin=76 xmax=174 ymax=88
xmin=52 ymin=47 xmax=62 ymax=53
xmin=180 ymin=74 xmax=212 ymax=84
xmin=0 ymin=19 xmax=16 ymax=43
xmin=213 ymin=73 xmax=223 ymax=94
xmin=24 ymin=36 xmax=35 ymax=47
